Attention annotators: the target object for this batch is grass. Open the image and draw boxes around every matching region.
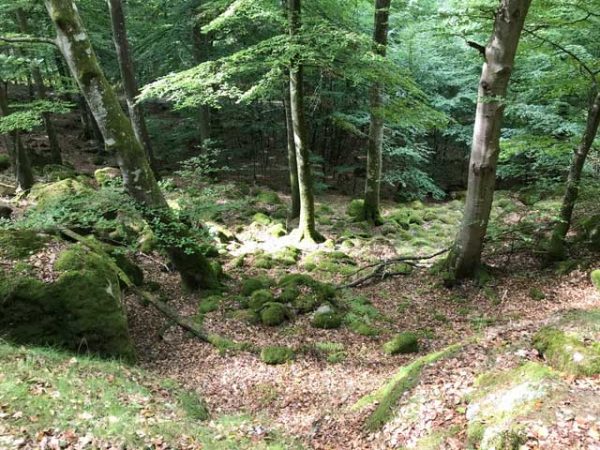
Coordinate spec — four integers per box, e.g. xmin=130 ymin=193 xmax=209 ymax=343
xmin=0 ymin=341 xmax=298 ymax=449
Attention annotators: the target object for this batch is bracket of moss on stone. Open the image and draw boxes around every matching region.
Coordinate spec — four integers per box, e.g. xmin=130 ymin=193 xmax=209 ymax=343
xmin=55 ymin=226 xmax=243 ymax=350
xmin=338 ymin=247 xmax=450 ymax=289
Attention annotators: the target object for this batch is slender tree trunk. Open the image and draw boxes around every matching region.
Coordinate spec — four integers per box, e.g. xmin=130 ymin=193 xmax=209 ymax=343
xmin=0 ymin=83 xmax=34 ymax=192
xmin=446 ymin=0 xmax=532 ymax=280
xmin=288 ymin=0 xmax=323 ymax=243
xmin=192 ymin=18 xmax=212 ymax=145
xmin=45 ymin=0 xmax=216 ymax=290
xmin=16 ymin=8 xmax=62 ymax=164
xmin=363 ymin=0 xmax=390 ymax=225
xmin=283 ymin=84 xmax=301 ymax=220
xmin=107 ymin=0 xmax=156 ymax=170
xmin=548 ymin=90 xmax=600 ymax=260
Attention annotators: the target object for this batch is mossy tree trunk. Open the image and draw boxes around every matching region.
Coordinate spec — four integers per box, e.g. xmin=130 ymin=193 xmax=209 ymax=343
xmin=446 ymin=0 xmax=532 ymax=280
xmin=107 ymin=0 xmax=156 ymax=171
xmin=548 ymin=90 xmax=600 ymax=260
xmin=363 ymin=0 xmax=390 ymax=226
xmin=283 ymin=82 xmax=301 ymax=220
xmin=45 ymin=0 xmax=216 ymax=290
xmin=0 ymin=82 xmax=34 ymax=192
xmin=16 ymin=8 xmax=62 ymax=165
xmin=288 ymin=0 xmax=323 ymax=243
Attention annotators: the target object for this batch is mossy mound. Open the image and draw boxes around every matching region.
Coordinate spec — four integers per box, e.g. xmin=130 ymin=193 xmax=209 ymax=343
xmin=466 ymin=362 xmax=559 ymax=450
xmin=260 ymin=303 xmax=291 ymax=326
xmin=241 ymin=275 xmax=271 ymax=296
xmin=255 ymin=190 xmax=282 ymax=205
xmin=198 ymin=295 xmax=222 ymax=314
xmin=0 ymin=243 xmax=134 ymax=359
xmin=387 ymin=209 xmax=425 ymax=229
xmin=231 ymin=309 xmax=260 ymax=325
xmin=94 ymin=167 xmax=121 ymax=186
xmin=383 ymin=332 xmax=419 ymax=355
xmin=42 ymin=164 xmax=77 ymax=182
xmin=260 ymin=346 xmax=294 ymax=365
xmin=29 ymin=178 xmax=92 ymax=207
xmin=347 ymin=199 xmax=365 ymax=221
xmin=268 ymin=223 xmax=287 ymax=238
xmin=252 ymin=212 xmax=271 ymax=226
xmin=273 ymin=246 xmax=300 ymax=265
xmin=0 ymin=229 xmax=49 ymax=259
xmin=0 ymin=153 xmax=10 ymax=171
xmin=279 ymin=273 xmax=336 ymax=313
xmin=312 ymin=305 xmax=342 ymax=329
xmin=302 ymin=250 xmax=357 ymax=275
xmin=249 ymin=289 xmax=275 ymax=310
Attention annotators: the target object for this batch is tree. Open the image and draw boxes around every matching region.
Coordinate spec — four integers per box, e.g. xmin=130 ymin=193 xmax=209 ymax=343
xmin=44 ymin=0 xmax=216 ymax=290
xmin=288 ymin=0 xmax=323 ymax=243
xmin=107 ymin=0 xmax=156 ymax=170
xmin=363 ymin=0 xmax=391 ymax=225
xmin=445 ymin=0 xmax=532 ymax=280
xmin=283 ymin=82 xmax=301 ymax=220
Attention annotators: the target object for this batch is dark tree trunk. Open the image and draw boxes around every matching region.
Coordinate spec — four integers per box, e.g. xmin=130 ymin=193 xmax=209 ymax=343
xmin=363 ymin=0 xmax=390 ymax=225
xmin=107 ymin=0 xmax=156 ymax=170
xmin=446 ymin=0 xmax=532 ymax=280
xmin=548 ymin=90 xmax=600 ymax=260
xmin=288 ymin=0 xmax=323 ymax=243
xmin=192 ymin=15 xmax=212 ymax=145
xmin=45 ymin=0 xmax=217 ymax=290
xmin=283 ymin=84 xmax=301 ymax=220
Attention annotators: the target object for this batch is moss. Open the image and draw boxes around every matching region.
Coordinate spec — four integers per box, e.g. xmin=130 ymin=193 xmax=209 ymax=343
xmin=315 ymin=342 xmax=346 ymax=364
xmin=533 ymin=327 xmax=600 ymax=376
xmin=529 ymin=287 xmax=546 ymax=301
xmin=279 ymin=285 xmax=300 ymax=303
xmin=383 ymin=332 xmax=419 ymax=355
xmin=347 ymin=199 xmax=365 ymax=220
xmin=231 ymin=309 xmax=260 ymax=325
xmin=591 ymin=270 xmax=600 ymax=292
xmin=241 ymin=276 xmax=271 ymax=296
xmin=252 ymin=212 xmax=271 ymax=226
xmin=581 ymin=214 xmax=600 ymax=250
xmin=260 ymin=303 xmax=290 ymax=326
xmin=292 ymin=295 xmax=319 ymax=313
xmin=312 ymin=305 xmax=342 ymax=329
xmin=254 ymin=254 xmax=274 ymax=269
xmin=198 ymin=295 xmax=222 ymax=314
xmin=248 ymin=289 xmax=274 ymax=310
xmin=302 ymin=250 xmax=356 ymax=275
xmin=29 ymin=178 xmax=92 ymax=207
xmin=255 ymin=190 xmax=282 ymax=205
xmin=0 ymin=153 xmax=10 ymax=171
xmin=94 ymin=167 xmax=121 ymax=186
xmin=555 ymin=259 xmax=578 ymax=275
xmin=273 ymin=246 xmax=300 ymax=265
xmin=107 ymin=248 xmax=143 ymax=286
xmin=346 ymin=314 xmax=379 ymax=336
xmin=0 ymin=229 xmax=49 ymax=259
xmin=278 ymin=273 xmax=336 ymax=302
xmin=260 ymin=346 xmax=294 ymax=365
xmin=42 ymin=164 xmax=77 ymax=181
xmin=268 ymin=223 xmax=287 ymax=237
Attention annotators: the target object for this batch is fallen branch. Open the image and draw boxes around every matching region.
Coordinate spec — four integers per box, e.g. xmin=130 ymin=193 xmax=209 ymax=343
xmin=339 ymin=247 xmax=449 ymax=289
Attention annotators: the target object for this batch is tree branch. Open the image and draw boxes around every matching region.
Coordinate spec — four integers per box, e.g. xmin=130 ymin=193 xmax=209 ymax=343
xmin=0 ymin=36 xmax=56 ymax=46
xmin=466 ymin=40 xmax=486 ymax=57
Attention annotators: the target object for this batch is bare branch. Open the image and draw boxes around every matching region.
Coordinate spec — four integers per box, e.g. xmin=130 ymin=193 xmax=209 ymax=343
xmin=0 ymin=36 xmax=56 ymax=46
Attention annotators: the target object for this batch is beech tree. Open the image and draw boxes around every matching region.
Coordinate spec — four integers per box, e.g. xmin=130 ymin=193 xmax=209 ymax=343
xmin=44 ymin=0 xmax=216 ymax=289
xmin=446 ymin=0 xmax=533 ymax=280
xmin=363 ymin=0 xmax=391 ymax=225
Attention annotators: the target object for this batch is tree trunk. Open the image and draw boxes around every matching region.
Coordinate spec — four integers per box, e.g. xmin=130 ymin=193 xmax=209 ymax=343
xmin=16 ymin=8 xmax=62 ymax=165
xmin=283 ymin=83 xmax=301 ymax=220
xmin=192 ymin=17 xmax=212 ymax=145
xmin=107 ymin=0 xmax=156 ymax=170
xmin=288 ymin=0 xmax=323 ymax=243
xmin=548 ymin=90 xmax=600 ymax=260
xmin=45 ymin=0 xmax=216 ymax=290
xmin=363 ymin=0 xmax=390 ymax=225
xmin=0 ymin=83 xmax=34 ymax=192
xmin=446 ymin=0 xmax=532 ymax=280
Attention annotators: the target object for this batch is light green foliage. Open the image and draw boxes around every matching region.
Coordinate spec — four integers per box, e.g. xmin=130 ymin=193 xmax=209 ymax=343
xmin=268 ymin=222 xmax=286 ymax=237
xmin=302 ymin=250 xmax=356 ymax=275
xmin=383 ymin=332 xmax=419 ymax=355
xmin=94 ymin=167 xmax=121 ymax=186
xmin=260 ymin=346 xmax=294 ymax=365
xmin=0 ymin=100 xmax=71 ymax=133
xmin=28 ymin=179 xmax=93 ymax=208
xmin=273 ymin=246 xmax=300 ymax=265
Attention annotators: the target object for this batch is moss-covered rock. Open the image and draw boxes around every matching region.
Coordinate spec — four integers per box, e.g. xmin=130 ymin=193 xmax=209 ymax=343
xmin=252 ymin=212 xmax=271 ymax=226
xmin=302 ymin=250 xmax=357 ymax=275
xmin=383 ymin=332 xmax=419 ymax=355
xmin=255 ymin=190 xmax=282 ymax=205
xmin=268 ymin=223 xmax=287 ymax=237
xmin=231 ymin=309 xmax=260 ymax=325
xmin=198 ymin=295 xmax=222 ymax=314
xmin=347 ymin=199 xmax=365 ymax=221
xmin=592 ymin=270 xmax=600 ymax=292
xmin=241 ymin=275 xmax=271 ymax=296
xmin=42 ymin=164 xmax=77 ymax=181
xmin=94 ymin=167 xmax=121 ymax=186
xmin=254 ymin=253 xmax=274 ymax=269
xmin=29 ymin=179 xmax=92 ymax=207
xmin=0 ymin=153 xmax=10 ymax=171
xmin=260 ymin=346 xmax=294 ymax=364
xmin=248 ymin=289 xmax=274 ymax=310
xmin=0 ymin=229 xmax=49 ymax=259
xmin=312 ymin=305 xmax=342 ymax=329
xmin=273 ymin=246 xmax=300 ymax=265
xmin=260 ymin=302 xmax=291 ymax=326
xmin=278 ymin=273 xmax=336 ymax=313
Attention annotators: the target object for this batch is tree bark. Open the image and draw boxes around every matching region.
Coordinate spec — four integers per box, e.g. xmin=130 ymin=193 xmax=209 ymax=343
xmin=363 ymin=0 xmax=390 ymax=225
xmin=283 ymin=83 xmax=301 ymax=220
xmin=192 ymin=15 xmax=212 ymax=145
xmin=16 ymin=8 xmax=62 ymax=164
xmin=288 ymin=0 xmax=323 ymax=243
xmin=45 ymin=0 xmax=216 ymax=290
xmin=446 ymin=0 xmax=532 ymax=280
xmin=107 ymin=0 xmax=156 ymax=170
xmin=0 ymin=83 xmax=34 ymax=192
xmin=548 ymin=90 xmax=600 ymax=260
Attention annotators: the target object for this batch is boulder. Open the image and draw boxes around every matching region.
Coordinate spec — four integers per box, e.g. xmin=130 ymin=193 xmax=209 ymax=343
xmin=94 ymin=167 xmax=121 ymax=186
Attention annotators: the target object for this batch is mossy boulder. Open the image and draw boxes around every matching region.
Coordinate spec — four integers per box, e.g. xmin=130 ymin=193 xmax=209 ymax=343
xmin=254 ymin=253 xmax=274 ymax=269
xmin=347 ymin=199 xmax=365 ymax=221
xmin=231 ymin=309 xmax=260 ymax=325
xmin=260 ymin=302 xmax=291 ymax=326
xmin=260 ymin=346 xmax=294 ymax=365
xmin=248 ymin=289 xmax=275 ymax=310
xmin=94 ymin=167 xmax=121 ymax=186
xmin=198 ymin=295 xmax=222 ymax=314
xmin=241 ymin=275 xmax=271 ymax=296
xmin=0 ymin=153 xmax=10 ymax=171
xmin=0 ymin=243 xmax=134 ymax=359
xmin=252 ymin=212 xmax=271 ymax=226
xmin=312 ymin=305 xmax=343 ymax=329
xmin=268 ymin=223 xmax=287 ymax=237
xmin=302 ymin=250 xmax=356 ymax=275
xmin=383 ymin=332 xmax=419 ymax=355
xmin=255 ymin=190 xmax=282 ymax=205
xmin=273 ymin=246 xmax=300 ymax=265
xmin=29 ymin=179 xmax=92 ymax=207
xmin=592 ymin=270 xmax=600 ymax=292
xmin=0 ymin=229 xmax=49 ymax=259
xmin=278 ymin=273 xmax=336 ymax=313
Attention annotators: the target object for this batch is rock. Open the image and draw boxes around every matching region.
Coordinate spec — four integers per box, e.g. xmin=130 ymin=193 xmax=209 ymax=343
xmin=28 ymin=178 xmax=92 ymax=207
xmin=0 ymin=202 xmax=12 ymax=220
xmin=260 ymin=302 xmax=291 ymax=326
xmin=260 ymin=346 xmax=294 ymax=364
xmin=268 ymin=223 xmax=286 ymax=237
xmin=312 ymin=304 xmax=343 ymax=329
xmin=94 ymin=167 xmax=121 ymax=186
xmin=248 ymin=289 xmax=274 ymax=310
xmin=383 ymin=332 xmax=419 ymax=355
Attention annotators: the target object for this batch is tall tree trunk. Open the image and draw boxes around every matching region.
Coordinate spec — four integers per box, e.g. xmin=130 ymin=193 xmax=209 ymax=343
xmin=548 ymin=90 xmax=600 ymax=260
xmin=192 ymin=15 xmax=212 ymax=145
xmin=445 ymin=0 xmax=532 ymax=280
xmin=107 ymin=0 xmax=156 ymax=170
xmin=363 ymin=0 xmax=390 ymax=225
xmin=288 ymin=0 xmax=323 ymax=243
xmin=0 ymin=83 xmax=34 ymax=192
xmin=283 ymin=83 xmax=301 ymax=220
xmin=45 ymin=0 xmax=216 ymax=290
xmin=16 ymin=8 xmax=62 ymax=164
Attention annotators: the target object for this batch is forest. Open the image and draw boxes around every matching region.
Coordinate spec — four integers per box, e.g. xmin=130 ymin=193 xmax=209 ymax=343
xmin=0 ymin=0 xmax=599 ymax=448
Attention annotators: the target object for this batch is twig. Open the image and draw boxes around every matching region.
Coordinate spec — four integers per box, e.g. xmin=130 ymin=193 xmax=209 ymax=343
xmin=138 ymin=251 xmax=172 ymax=272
